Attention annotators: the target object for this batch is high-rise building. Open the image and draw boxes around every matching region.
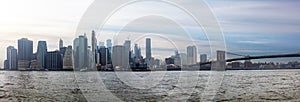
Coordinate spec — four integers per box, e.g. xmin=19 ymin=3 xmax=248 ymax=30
xmin=36 ymin=41 xmax=47 ymax=69
xmin=59 ymin=38 xmax=63 ymax=49
xmin=106 ymin=39 xmax=112 ymax=48
xmin=91 ymin=30 xmax=97 ymax=63
xmin=187 ymin=46 xmax=197 ymax=65
xmin=60 ymin=47 xmax=67 ymax=57
xmin=124 ymin=40 xmax=131 ymax=68
xmin=73 ymin=34 xmax=88 ymax=70
xmin=146 ymin=38 xmax=152 ymax=59
xmin=99 ymin=41 xmax=105 ymax=48
xmin=4 ymin=60 xmax=9 ymax=70
xmin=18 ymin=38 xmax=33 ymax=69
xmin=112 ymin=45 xmax=126 ymax=69
xmin=179 ymin=53 xmax=187 ymax=65
xmin=200 ymin=54 xmax=207 ymax=63
xmin=45 ymin=51 xmax=62 ymax=70
xmin=63 ymin=46 xmax=73 ymax=70
xmin=134 ymin=44 xmax=141 ymax=59
xmin=6 ymin=46 xmax=18 ymax=70
xmin=106 ymin=39 xmax=112 ymax=64
xmin=99 ymin=47 xmax=109 ymax=66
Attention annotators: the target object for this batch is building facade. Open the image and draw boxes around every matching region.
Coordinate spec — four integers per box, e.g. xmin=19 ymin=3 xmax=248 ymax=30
xmin=18 ymin=38 xmax=33 ymax=69
xmin=73 ymin=35 xmax=88 ymax=70
xmin=45 ymin=51 xmax=62 ymax=70
xmin=36 ymin=41 xmax=47 ymax=69
xmin=6 ymin=46 xmax=18 ymax=70
xmin=112 ymin=45 xmax=126 ymax=69
xmin=200 ymin=54 xmax=207 ymax=63
xmin=146 ymin=38 xmax=152 ymax=59
xmin=63 ymin=46 xmax=73 ymax=70
xmin=187 ymin=46 xmax=197 ymax=65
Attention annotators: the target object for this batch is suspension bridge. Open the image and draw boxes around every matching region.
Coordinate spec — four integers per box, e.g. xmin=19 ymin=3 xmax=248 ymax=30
xmin=199 ymin=51 xmax=300 ymax=71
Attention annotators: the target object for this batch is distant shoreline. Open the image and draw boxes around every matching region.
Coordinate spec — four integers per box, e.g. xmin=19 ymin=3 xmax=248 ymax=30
xmin=1 ymin=68 xmax=300 ymax=72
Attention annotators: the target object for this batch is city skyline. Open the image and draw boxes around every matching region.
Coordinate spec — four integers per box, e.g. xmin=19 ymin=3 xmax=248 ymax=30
xmin=1 ymin=0 xmax=300 ymax=67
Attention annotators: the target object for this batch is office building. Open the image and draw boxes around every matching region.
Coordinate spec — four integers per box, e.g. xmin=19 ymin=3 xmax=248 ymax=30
xmin=4 ymin=60 xmax=9 ymax=70
xmin=134 ymin=44 xmax=141 ymax=59
xmin=18 ymin=38 xmax=33 ymax=69
xmin=146 ymin=38 xmax=152 ymax=59
xmin=63 ymin=46 xmax=73 ymax=70
xmin=200 ymin=54 xmax=207 ymax=63
xmin=99 ymin=41 xmax=105 ymax=48
xmin=73 ymin=34 xmax=88 ymax=69
xmin=179 ymin=53 xmax=187 ymax=65
xmin=36 ymin=41 xmax=47 ymax=69
xmin=59 ymin=38 xmax=63 ymax=49
xmin=99 ymin=47 xmax=109 ymax=66
xmin=6 ymin=46 xmax=18 ymax=70
xmin=106 ymin=39 xmax=112 ymax=48
xmin=106 ymin=39 xmax=112 ymax=64
xmin=91 ymin=30 xmax=97 ymax=63
xmin=112 ymin=45 xmax=126 ymax=68
xmin=187 ymin=46 xmax=197 ymax=65
xmin=45 ymin=51 xmax=62 ymax=70
xmin=124 ymin=40 xmax=131 ymax=68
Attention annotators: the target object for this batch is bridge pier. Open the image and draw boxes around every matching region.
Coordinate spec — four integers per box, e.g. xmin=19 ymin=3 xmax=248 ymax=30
xmin=212 ymin=50 xmax=226 ymax=71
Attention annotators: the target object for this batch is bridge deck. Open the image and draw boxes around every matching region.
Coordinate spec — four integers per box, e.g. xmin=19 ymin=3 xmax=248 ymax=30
xmin=200 ymin=53 xmax=300 ymax=65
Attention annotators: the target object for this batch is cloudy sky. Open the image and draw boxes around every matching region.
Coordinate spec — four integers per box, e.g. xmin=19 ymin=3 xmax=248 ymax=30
xmin=0 ymin=0 xmax=300 ymax=67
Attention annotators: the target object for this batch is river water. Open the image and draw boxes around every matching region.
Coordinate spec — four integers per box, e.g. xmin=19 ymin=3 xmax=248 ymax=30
xmin=0 ymin=70 xmax=300 ymax=102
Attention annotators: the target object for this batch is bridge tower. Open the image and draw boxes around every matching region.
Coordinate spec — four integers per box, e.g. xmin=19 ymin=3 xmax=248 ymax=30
xmin=212 ymin=50 xmax=226 ymax=71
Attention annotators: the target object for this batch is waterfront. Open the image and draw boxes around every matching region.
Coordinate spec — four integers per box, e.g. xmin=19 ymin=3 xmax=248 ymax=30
xmin=0 ymin=70 xmax=300 ymax=101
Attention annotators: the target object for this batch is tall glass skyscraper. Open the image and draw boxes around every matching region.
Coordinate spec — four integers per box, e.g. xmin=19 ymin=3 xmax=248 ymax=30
xmin=187 ymin=46 xmax=197 ymax=65
xmin=146 ymin=38 xmax=152 ymax=59
xmin=73 ymin=34 xmax=88 ymax=70
xmin=106 ymin=39 xmax=112 ymax=48
xmin=6 ymin=46 xmax=18 ymax=70
xmin=18 ymin=38 xmax=33 ymax=69
xmin=124 ymin=40 xmax=131 ymax=68
xmin=63 ymin=45 xmax=73 ymax=70
xmin=92 ymin=30 xmax=97 ymax=65
xmin=59 ymin=38 xmax=63 ymax=49
xmin=112 ymin=45 xmax=126 ymax=68
xmin=134 ymin=44 xmax=141 ymax=59
xmin=36 ymin=41 xmax=47 ymax=69
xmin=106 ymin=39 xmax=112 ymax=64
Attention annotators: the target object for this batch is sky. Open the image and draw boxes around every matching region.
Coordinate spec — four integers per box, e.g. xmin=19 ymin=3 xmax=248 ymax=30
xmin=0 ymin=0 xmax=300 ymax=67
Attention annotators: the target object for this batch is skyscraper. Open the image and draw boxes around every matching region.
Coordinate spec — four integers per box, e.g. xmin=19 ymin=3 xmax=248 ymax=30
xmin=187 ymin=46 xmax=197 ymax=65
xmin=112 ymin=45 xmax=126 ymax=69
xmin=200 ymin=54 xmax=207 ymax=63
xmin=59 ymin=38 xmax=63 ymax=49
xmin=99 ymin=47 xmax=108 ymax=66
xmin=36 ymin=41 xmax=47 ymax=69
xmin=134 ymin=44 xmax=141 ymax=59
xmin=63 ymin=46 xmax=73 ymax=70
xmin=106 ymin=39 xmax=112 ymax=48
xmin=106 ymin=39 xmax=112 ymax=64
xmin=98 ymin=41 xmax=105 ymax=48
xmin=124 ymin=40 xmax=131 ymax=68
xmin=179 ymin=53 xmax=187 ymax=65
xmin=6 ymin=46 xmax=18 ymax=70
xmin=45 ymin=51 xmax=62 ymax=70
xmin=91 ymin=30 xmax=97 ymax=63
xmin=146 ymin=38 xmax=152 ymax=59
xmin=18 ymin=38 xmax=33 ymax=69
xmin=4 ymin=60 xmax=8 ymax=70
xmin=73 ymin=34 xmax=88 ymax=70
